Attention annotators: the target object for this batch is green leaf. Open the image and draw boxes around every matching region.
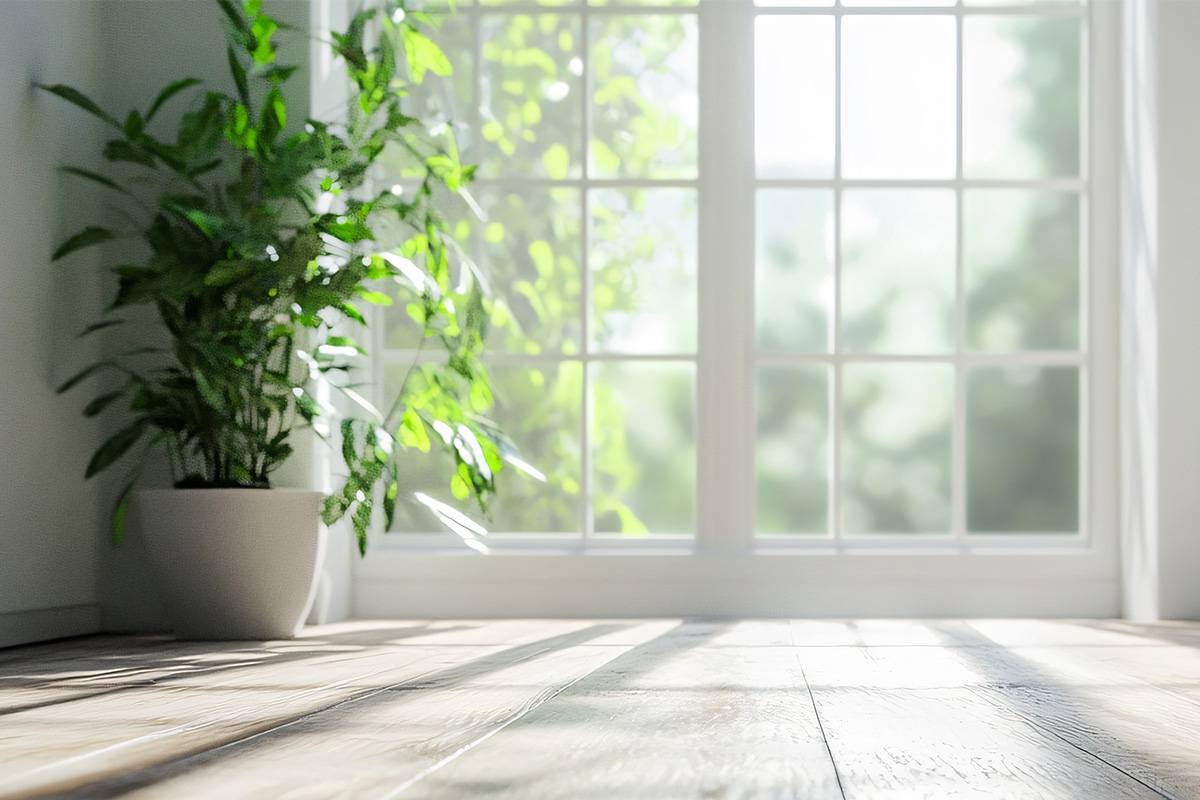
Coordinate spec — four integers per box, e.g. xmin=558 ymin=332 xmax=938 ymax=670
xmin=188 ymin=158 xmax=224 ymax=179
xmin=591 ymin=140 xmax=621 ymax=173
xmin=76 ymin=319 xmax=124 ymax=338
xmin=528 ymin=240 xmax=554 ymax=279
xmin=250 ymin=15 xmax=279 ymax=64
xmin=340 ymin=303 xmax=366 ymax=325
xmin=266 ymin=65 xmax=298 ymax=84
xmin=123 ymin=109 xmax=144 ymax=139
xmin=204 ymin=260 xmax=252 ymax=287
xmin=383 ymin=478 xmax=398 ymax=531
xmin=294 ymin=389 xmax=319 ymax=422
xmin=481 ymin=121 xmax=504 ymax=142
xmin=353 ymin=499 xmax=370 ymax=557
xmin=146 ymin=77 xmax=203 ymax=121
xmin=83 ymin=389 xmax=127 ymax=418
xmin=56 ymin=362 xmax=109 ymax=394
xmin=86 ymin=421 xmax=146 ymax=479
xmin=402 ymin=28 xmax=451 ymax=84
xmin=398 ymin=408 xmax=430 ymax=453
xmin=52 ymin=226 xmax=114 ymax=261
xmin=326 ymin=335 xmax=366 ymax=354
xmin=450 ymin=473 xmax=469 ymax=500
xmin=103 ymin=139 xmax=156 ymax=168
xmin=341 ymin=418 xmax=358 ymax=465
xmin=38 ymin=84 xmax=119 ymax=128
xmin=111 ymin=481 xmax=135 ymax=546
xmin=355 ymin=289 xmax=392 ymax=306
xmin=227 ymin=46 xmax=250 ymax=106
xmin=469 ymin=379 xmax=493 ymax=412
xmin=321 ymin=218 xmax=374 ymax=243
xmin=543 ymin=143 xmax=569 ymax=180
xmin=322 ymin=493 xmax=349 ymax=526
xmin=617 ymin=505 xmax=649 ymax=536
xmin=172 ymin=207 xmax=224 ymax=238
xmin=59 ymin=166 xmax=132 ymax=197
xmin=216 ymin=0 xmax=248 ymax=32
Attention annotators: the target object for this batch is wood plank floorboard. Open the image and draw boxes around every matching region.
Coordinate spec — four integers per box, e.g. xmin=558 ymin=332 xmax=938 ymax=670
xmin=0 ymin=619 xmax=1196 ymax=799
xmin=412 ymin=622 xmax=843 ymax=799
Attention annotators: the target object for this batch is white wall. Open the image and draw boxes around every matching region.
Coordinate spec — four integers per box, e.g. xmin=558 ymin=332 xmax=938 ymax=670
xmin=1154 ymin=0 xmax=1200 ymax=620
xmin=0 ymin=1 xmax=111 ymax=647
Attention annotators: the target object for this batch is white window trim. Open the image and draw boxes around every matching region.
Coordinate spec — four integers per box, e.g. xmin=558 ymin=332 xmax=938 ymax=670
xmin=319 ymin=0 xmax=1125 ymax=618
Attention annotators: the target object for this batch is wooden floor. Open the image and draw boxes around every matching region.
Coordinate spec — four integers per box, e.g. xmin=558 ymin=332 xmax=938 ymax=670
xmin=2 ymin=620 xmax=1200 ymax=799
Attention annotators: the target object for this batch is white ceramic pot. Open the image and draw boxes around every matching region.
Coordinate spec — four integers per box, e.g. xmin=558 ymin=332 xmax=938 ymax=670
xmin=136 ymin=489 xmax=326 ymax=640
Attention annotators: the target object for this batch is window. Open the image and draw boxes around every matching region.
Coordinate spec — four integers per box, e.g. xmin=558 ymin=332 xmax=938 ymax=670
xmin=366 ymin=0 xmax=1104 ymax=555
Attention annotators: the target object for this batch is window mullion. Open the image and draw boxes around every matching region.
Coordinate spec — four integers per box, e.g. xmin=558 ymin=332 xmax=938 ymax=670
xmin=580 ymin=4 xmax=593 ymax=546
xmin=953 ymin=9 xmax=967 ymax=543
xmin=696 ymin=0 xmax=755 ymax=553
xmin=832 ymin=11 xmax=844 ymax=546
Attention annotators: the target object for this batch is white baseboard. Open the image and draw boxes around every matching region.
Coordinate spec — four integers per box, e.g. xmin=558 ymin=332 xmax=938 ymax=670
xmin=0 ymin=604 xmax=101 ymax=649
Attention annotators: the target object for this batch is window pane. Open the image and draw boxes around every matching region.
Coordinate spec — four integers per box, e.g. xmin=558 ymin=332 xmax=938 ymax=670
xmin=593 ymin=362 xmax=695 ymax=536
xmin=757 ymin=0 xmax=831 ymax=6
xmin=965 ymin=191 xmax=1080 ymax=351
xmin=757 ymin=366 xmax=829 ymax=535
xmin=842 ymin=190 xmax=955 ymax=354
xmin=480 ymin=14 xmax=582 ymax=178
xmin=756 ymin=189 xmax=833 ymax=353
xmin=968 ymin=367 xmax=1079 ymax=533
xmin=755 ymin=16 xmax=835 ymax=179
xmin=487 ymin=363 xmax=583 ymax=534
xmin=589 ymin=15 xmax=697 ymax=178
xmin=841 ymin=16 xmax=956 ymax=179
xmin=843 ymin=364 xmax=953 ymax=535
xmin=964 ymin=17 xmax=1081 ymax=178
xmin=590 ymin=188 xmax=697 ymax=354
xmin=480 ymin=188 xmax=583 ymax=355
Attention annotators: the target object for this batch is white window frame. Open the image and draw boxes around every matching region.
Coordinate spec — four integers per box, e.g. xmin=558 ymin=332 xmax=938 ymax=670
xmin=344 ymin=0 xmax=1123 ymax=619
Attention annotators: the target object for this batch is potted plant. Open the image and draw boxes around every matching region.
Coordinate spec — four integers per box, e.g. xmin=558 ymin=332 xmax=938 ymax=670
xmin=45 ymin=0 xmax=506 ymax=639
